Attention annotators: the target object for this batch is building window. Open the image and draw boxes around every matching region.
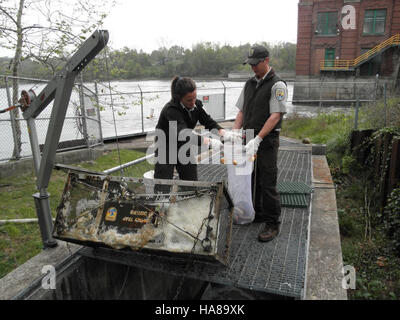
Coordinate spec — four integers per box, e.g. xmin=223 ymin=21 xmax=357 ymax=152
xmin=316 ymin=12 xmax=338 ymax=35
xmin=363 ymin=9 xmax=386 ymax=35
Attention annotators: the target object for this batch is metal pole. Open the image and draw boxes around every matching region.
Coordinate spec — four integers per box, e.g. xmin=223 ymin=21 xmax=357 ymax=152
xmin=94 ymin=81 xmax=104 ymax=144
xmin=138 ymin=84 xmax=144 ymax=133
xmin=103 ymin=153 xmax=155 ymax=175
xmin=384 ymin=82 xmax=387 ymax=127
xmin=319 ymin=79 xmax=323 ymax=108
xmin=26 ymin=118 xmax=41 ymax=176
xmin=26 ymin=117 xmax=57 ymax=248
xmin=79 ymin=74 xmax=89 ymax=148
xmin=221 ymin=81 xmax=226 ymax=120
xmin=33 ymin=73 xmax=76 ymax=249
xmin=354 ymin=77 xmax=358 ymax=130
xmin=354 ymin=99 xmax=359 ymax=130
xmin=5 ymin=76 xmax=20 ymax=160
xmin=375 ymin=74 xmax=379 ymax=102
xmin=33 ymin=191 xmax=57 ymax=248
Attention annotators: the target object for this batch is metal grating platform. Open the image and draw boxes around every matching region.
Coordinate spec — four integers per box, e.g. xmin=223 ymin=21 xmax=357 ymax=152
xmin=277 ymin=181 xmax=313 ymax=194
xmin=278 ymin=181 xmax=313 ymax=208
xmin=280 ymin=193 xmax=309 ymax=208
xmin=80 ymin=142 xmax=312 ymax=299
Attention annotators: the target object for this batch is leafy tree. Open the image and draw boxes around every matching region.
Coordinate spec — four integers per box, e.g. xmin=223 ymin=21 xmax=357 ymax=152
xmin=0 ymin=0 xmax=114 ymax=158
xmin=1 ymin=37 xmax=297 ymax=83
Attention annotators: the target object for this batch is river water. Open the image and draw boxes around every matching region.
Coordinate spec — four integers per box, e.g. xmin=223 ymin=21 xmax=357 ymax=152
xmin=0 ymin=79 xmax=349 ymax=160
xmin=89 ymin=79 xmax=349 ymax=139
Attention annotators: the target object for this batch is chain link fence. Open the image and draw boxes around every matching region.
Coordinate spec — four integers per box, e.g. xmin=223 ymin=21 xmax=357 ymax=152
xmin=92 ymin=81 xmax=244 ymax=140
xmin=0 ymin=75 xmax=102 ymax=162
xmin=0 ymin=79 xmax=14 ymax=162
xmin=1 ymin=75 xmax=397 ymax=162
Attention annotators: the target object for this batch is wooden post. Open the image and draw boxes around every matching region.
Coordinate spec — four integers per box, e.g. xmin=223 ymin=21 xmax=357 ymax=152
xmin=388 ymin=138 xmax=400 ymax=197
xmin=350 ymin=129 xmax=374 ymax=163
xmin=375 ymin=135 xmax=382 ymax=179
xmin=380 ymin=132 xmax=393 ymax=208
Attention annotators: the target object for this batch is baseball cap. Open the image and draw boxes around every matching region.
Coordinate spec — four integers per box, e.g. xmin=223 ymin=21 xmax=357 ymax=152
xmin=243 ymin=45 xmax=269 ymax=65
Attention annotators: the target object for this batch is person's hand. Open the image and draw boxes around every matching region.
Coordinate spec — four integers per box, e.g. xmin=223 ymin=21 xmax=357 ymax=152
xmin=209 ymin=138 xmax=223 ymax=150
xmin=223 ymin=130 xmax=243 ymax=144
xmin=245 ymin=135 xmax=262 ymax=156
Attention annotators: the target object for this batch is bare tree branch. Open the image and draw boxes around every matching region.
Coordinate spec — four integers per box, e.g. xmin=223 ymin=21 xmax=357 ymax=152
xmin=0 ymin=0 xmax=115 ymax=158
xmin=0 ymin=6 xmax=18 ymax=25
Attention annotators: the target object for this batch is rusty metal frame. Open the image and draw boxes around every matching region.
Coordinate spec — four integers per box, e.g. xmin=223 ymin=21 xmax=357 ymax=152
xmin=53 ymin=170 xmax=233 ymax=265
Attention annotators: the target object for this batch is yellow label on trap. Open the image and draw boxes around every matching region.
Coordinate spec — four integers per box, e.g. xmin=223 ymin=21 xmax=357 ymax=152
xmin=105 ymin=207 xmax=118 ymax=222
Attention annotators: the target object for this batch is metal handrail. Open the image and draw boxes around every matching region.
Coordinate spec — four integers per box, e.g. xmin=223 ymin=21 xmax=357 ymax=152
xmin=320 ymin=33 xmax=400 ymax=70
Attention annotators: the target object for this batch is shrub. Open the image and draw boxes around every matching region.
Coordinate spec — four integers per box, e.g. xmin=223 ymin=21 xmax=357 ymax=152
xmin=326 ymin=130 xmax=352 ymax=170
xmin=338 ymin=209 xmax=355 ymax=237
xmin=341 ymin=155 xmax=357 ymax=175
xmin=385 ymin=187 xmax=400 ymax=254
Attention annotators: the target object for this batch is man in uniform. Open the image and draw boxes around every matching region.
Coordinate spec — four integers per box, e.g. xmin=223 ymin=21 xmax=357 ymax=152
xmin=233 ymin=45 xmax=287 ymax=242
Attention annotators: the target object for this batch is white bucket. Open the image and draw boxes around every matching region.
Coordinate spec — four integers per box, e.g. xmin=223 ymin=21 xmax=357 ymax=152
xmin=143 ymin=170 xmax=155 ymax=194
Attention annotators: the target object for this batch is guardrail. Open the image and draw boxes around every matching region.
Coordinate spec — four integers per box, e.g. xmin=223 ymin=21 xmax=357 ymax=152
xmin=320 ymin=34 xmax=400 ymax=71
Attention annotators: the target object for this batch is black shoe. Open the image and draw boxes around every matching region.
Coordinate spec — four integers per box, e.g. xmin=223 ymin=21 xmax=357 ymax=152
xmin=258 ymin=223 xmax=281 ymax=242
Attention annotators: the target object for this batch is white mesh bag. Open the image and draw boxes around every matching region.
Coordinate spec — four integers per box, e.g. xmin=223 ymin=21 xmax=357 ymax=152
xmin=223 ymin=142 xmax=255 ymax=225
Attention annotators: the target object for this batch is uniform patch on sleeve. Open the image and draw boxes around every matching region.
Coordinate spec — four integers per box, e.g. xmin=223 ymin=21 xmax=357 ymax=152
xmin=275 ymin=88 xmax=285 ymax=101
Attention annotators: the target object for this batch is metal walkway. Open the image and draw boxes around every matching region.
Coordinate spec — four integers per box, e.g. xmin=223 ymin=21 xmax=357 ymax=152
xmin=80 ymin=140 xmax=312 ymax=299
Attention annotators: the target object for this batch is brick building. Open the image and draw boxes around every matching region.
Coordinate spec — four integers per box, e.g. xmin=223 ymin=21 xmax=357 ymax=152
xmin=296 ymin=0 xmax=400 ymax=78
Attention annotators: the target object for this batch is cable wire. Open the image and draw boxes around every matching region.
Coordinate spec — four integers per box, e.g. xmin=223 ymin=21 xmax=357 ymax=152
xmin=103 ymin=43 xmax=123 ymax=176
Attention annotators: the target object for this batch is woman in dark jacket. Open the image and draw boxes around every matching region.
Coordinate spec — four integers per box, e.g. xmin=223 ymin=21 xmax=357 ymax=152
xmin=154 ymin=76 xmax=228 ymax=183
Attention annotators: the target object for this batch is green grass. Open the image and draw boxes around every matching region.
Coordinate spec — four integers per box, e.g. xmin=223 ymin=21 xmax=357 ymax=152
xmin=282 ymin=111 xmax=355 ymax=144
xmin=0 ymin=171 xmax=67 ymax=220
xmin=0 ymin=149 xmax=153 ymax=279
xmin=76 ymin=149 xmax=153 ymax=177
xmin=0 ymin=224 xmax=42 ymax=278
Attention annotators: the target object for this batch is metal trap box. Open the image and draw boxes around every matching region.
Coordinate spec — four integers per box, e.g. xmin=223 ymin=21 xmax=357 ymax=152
xmin=53 ymin=170 xmax=234 ymax=265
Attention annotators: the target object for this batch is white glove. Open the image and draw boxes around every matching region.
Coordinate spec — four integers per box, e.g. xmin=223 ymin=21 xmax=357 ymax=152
xmin=245 ymin=135 xmax=263 ymax=156
xmin=223 ymin=130 xmax=243 ymax=143
xmin=209 ymin=138 xmax=223 ymax=150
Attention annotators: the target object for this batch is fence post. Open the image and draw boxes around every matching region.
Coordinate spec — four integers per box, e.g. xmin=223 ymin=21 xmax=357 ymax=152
xmin=374 ymin=74 xmax=379 ymax=102
xmin=138 ymin=84 xmax=144 ymax=133
xmin=381 ymin=132 xmax=393 ymax=209
xmin=94 ymin=81 xmax=104 ymax=144
xmin=78 ymin=74 xmax=89 ymax=148
xmin=388 ymin=138 xmax=400 ymax=197
xmin=4 ymin=76 xmax=20 ymax=160
xmin=221 ymin=81 xmax=226 ymax=120
xmin=319 ymin=79 xmax=323 ymax=108
xmin=354 ymin=98 xmax=360 ymax=130
xmin=384 ymin=82 xmax=387 ymax=127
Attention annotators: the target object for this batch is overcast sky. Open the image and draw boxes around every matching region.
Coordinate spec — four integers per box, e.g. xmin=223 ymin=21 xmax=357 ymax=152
xmin=0 ymin=0 xmax=298 ymax=57
xmin=103 ymin=0 xmax=298 ymax=53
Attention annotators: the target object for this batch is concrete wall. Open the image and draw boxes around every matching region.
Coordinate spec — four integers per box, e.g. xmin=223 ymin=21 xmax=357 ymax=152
xmin=293 ymin=75 xmax=393 ymax=103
